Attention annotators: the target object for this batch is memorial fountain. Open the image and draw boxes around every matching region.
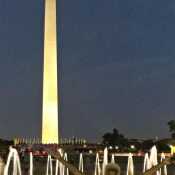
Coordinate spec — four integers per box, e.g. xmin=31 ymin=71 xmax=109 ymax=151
xmin=1 ymin=145 xmax=173 ymax=175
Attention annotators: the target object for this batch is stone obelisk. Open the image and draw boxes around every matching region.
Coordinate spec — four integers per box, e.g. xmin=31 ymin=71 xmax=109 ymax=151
xmin=42 ymin=0 xmax=59 ymax=144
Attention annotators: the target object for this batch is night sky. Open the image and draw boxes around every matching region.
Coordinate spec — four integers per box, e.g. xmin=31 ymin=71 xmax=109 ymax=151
xmin=0 ymin=0 xmax=175 ymax=141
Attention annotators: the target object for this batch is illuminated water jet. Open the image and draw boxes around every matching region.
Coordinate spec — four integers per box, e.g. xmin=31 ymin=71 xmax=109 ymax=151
xmin=4 ymin=147 xmax=22 ymax=175
xmin=126 ymin=153 xmax=134 ymax=175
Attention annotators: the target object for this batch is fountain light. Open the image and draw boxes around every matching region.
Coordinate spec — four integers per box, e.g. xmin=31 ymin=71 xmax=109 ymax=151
xmin=109 ymin=146 xmax=113 ymax=150
xmin=130 ymin=145 xmax=135 ymax=149
xmin=115 ymin=146 xmax=119 ymax=150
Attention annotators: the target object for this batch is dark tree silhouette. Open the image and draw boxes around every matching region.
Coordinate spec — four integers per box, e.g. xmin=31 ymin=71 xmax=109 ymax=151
xmin=168 ymin=120 xmax=175 ymax=138
xmin=102 ymin=128 xmax=128 ymax=147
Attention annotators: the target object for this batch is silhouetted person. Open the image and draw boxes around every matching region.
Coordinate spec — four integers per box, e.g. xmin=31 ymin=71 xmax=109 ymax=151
xmin=104 ymin=163 xmax=121 ymax=175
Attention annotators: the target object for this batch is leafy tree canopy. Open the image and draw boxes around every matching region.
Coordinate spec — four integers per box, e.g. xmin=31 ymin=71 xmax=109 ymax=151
xmin=102 ymin=128 xmax=128 ymax=147
xmin=168 ymin=120 xmax=175 ymax=138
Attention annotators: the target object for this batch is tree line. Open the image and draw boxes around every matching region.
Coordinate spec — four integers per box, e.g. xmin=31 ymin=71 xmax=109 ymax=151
xmin=102 ymin=120 xmax=175 ymax=152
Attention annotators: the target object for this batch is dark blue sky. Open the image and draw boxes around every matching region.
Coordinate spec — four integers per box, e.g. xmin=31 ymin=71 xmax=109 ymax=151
xmin=0 ymin=0 xmax=175 ymax=141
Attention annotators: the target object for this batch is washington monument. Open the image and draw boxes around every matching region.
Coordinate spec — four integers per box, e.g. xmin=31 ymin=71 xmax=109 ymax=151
xmin=42 ymin=0 xmax=59 ymax=144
